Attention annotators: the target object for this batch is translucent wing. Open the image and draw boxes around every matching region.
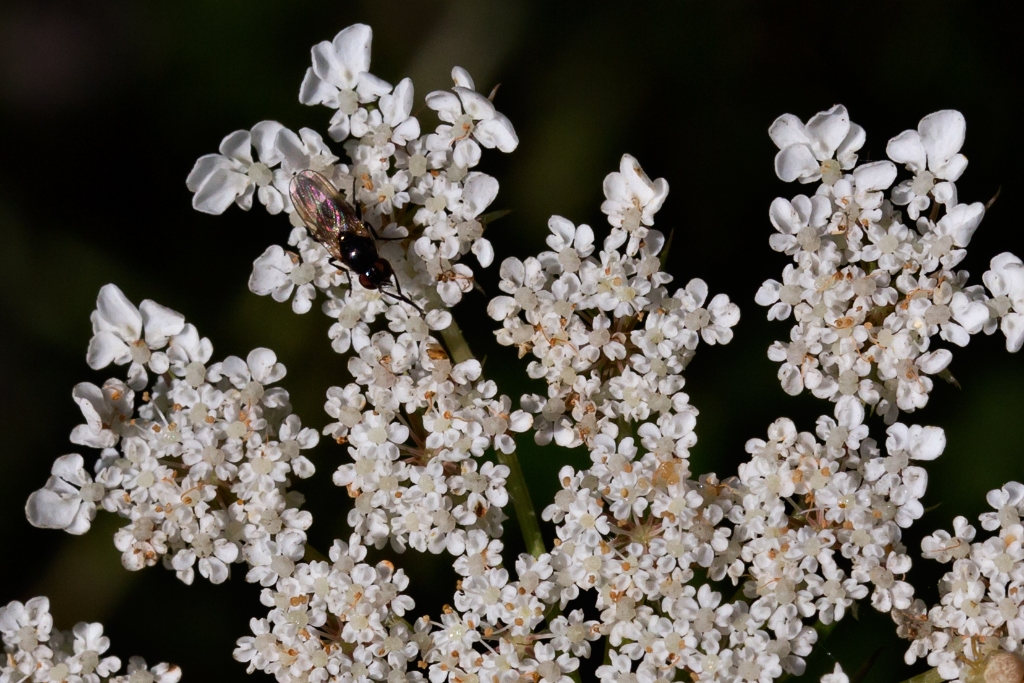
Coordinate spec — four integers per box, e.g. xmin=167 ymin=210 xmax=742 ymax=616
xmin=289 ymin=170 xmax=368 ymax=259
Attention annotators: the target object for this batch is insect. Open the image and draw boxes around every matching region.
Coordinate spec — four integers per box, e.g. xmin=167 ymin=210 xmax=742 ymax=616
xmin=289 ymin=169 xmax=422 ymax=313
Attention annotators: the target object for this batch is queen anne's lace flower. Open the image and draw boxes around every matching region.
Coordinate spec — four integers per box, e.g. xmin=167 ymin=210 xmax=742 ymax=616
xmin=190 ymin=26 xmax=518 ymax=317
xmin=769 ymin=105 xmax=865 ymax=184
xmin=30 ymin=287 xmax=318 ymax=587
xmin=490 ymin=155 xmax=738 ymax=451
xmin=1 ymin=597 xmax=180 ymax=683
xmin=759 ymin=106 xmax=1010 ymax=423
xmin=887 ymin=110 xmax=968 ymax=220
xmin=29 ymin=25 xmax=1024 ymax=683
xmin=983 ymin=252 xmax=1024 ymax=352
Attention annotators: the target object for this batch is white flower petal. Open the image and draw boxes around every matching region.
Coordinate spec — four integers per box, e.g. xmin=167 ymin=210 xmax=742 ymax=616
xmin=919 ymin=110 xmax=966 ymax=178
xmin=937 ymin=202 xmax=984 ymax=248
xmin=853 ymin=160 xmax=897 ymax=192
xmin=451 ymin=66 xmax=475 ymax=90
xmin=454 ymin=87 xmax=495 ymax=120
xmin=916 ymin=349 xmax=952 ymax=374
xmin=459 ymin=172 xmax=499 ymax=219
xmin=298 ymin=67 xmax=336 ymax=106
xmin=333 ymin=24 xmax=372 ymax=80
xmin=804 ymin=104 xmax=850 ymax=159
xmin=87 ymin=331 xmax=131 ymax=369
xmin=192 ymin=168 xmax=249 ymax=214
xmin=886 ymin=129 xmax=926 ymax=173
xmin=247 ymin=348 xmax=286 ymax=384
xmin=93 ymin=284 xmax=142 ymax=340
xmin=474 ymin=115 xmax=519 ymax=152
xmin=774 ymin=144 xmax=819 ymax=183
xmin=768 ymin=113 xmax=810 ymax=150
xmin=251 ymin=121 xmax=285 ymax=165
xmin=907 ymin=425 xmax=946 ymax=461
xmin=1002 ymin=312 xmax=1024 ymax=353
xmin=139 ymin=300 xmax=185 ymax=348
xmin=472 ymin=237 xmax=494 ymax=267
xmin=218 ymin=130 xmax=252 ymax=164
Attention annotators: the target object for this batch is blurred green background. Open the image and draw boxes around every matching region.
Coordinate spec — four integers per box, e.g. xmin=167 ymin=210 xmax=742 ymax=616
xmin=2 ymin=1 xmax=1022 ymax=680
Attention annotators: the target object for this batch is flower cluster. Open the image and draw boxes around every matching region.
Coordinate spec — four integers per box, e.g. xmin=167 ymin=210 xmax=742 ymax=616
xmin=190 ymin=23 xmax=517 ymax=321
xmin=1 ymin=596 xmax=180 ymax=683
xmin=760 ymin=106 xmax=1020 ymax=423
xmin=325 ymin=337 xmax=533 ymax=555
xmin=537 ymin=393 xmax=948 ymax=682
xmin=233 ymin=535 xmax=419 ymax=682
xmin=21 ymin=21 xmax=1024 ymax=683
xmin=489 ymin=154 xmax=739 ymax=449
xmin=27 ymin=284 xmax=319 ymax=586
xmin=899 ymin=482 xmax=1024 ymax=677
xmin=765 ymin=107 xmax=1024 ymax=683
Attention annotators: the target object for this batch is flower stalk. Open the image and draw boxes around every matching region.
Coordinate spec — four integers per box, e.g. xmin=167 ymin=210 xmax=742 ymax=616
xmin=442 ymin=314 xmax=546 ymax=557
xmin=900 ymin=668 xmax=944 ymax=683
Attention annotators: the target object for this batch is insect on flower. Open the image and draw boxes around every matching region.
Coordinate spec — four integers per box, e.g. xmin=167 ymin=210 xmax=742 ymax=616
xmin=289 ymin=169 xmax=423 ymax=313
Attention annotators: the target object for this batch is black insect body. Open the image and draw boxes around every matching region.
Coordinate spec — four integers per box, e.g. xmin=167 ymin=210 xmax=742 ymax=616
xmin=289 ymin=169 xmax=421 ymax=312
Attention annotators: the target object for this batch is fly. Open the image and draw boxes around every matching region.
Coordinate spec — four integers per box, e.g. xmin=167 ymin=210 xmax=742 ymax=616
xmin=289 ymin=169 xmax=422 ymax=313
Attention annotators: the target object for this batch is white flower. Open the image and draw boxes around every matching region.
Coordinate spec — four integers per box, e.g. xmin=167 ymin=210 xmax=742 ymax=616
xmin=600 ymin=154 xmax=669 ymax=236
xmin=70 ymin=380 xmax=134 ymax=448
xmin=87 ymin=284 xmax=185 ymax=388
xmin=888 ymin=110 xmax=968 ymax=219
xmin=1 ymin=597 xmax=177 ymax=683
xmin=26 ymin=454 xmax=105 ymax=534
xmin=984 ymin=252 xmax=1024 ymax=352
xmin=426 ymin=66 xmax=518 ymax=168
xmin=186 ymin=121 xmax=286 ymax=214
xmin=820 ymin=663 xmax=849 ymax=683
xmin=770 ymin=105 xmax=865 ymax=183
xmin=298 ymin=24 xmax=393 ymax=141
xmin=350 ymin=76 xmax=421 ymax=147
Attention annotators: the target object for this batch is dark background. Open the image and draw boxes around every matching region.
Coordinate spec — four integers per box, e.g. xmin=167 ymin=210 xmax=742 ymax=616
xmin=2 ymin=2 xmax=1022 ymax=680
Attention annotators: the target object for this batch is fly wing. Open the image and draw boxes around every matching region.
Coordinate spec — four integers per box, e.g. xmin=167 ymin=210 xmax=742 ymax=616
xmin=289 ymin=170 xmax=367 ymax=259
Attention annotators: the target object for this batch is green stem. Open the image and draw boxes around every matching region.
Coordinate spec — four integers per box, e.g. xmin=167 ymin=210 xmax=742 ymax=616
xmin=899 ymin=669 xmax=944 ymax=683
xmin=440 ymin=316 xmax=475 ymax=365
xmin=498 ymin=449 xmax=546 ymax=558
xmin=441 ymin=315 xmax=546 ymax=558
xmin=303 ymin=544 xmax=329 ymax=563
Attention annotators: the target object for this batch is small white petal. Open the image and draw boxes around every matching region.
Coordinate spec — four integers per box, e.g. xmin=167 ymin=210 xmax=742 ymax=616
xmin=919 ymin=110 xmax=966 ymax=179
xmin=907 ymin=425 xmax=946 ymax=461
xmin=768 ymin=113 xmax=810 ymax=150
xmin=804 ymin=104 xmax=850 ymax=160
xmin=251 ymin=121 xmax=285 ymax=165
xmin=1002 ymin=312 xmax=1024 ymax=353
xmin=139 ymin=300 xmax=185 ymax=348
xmin=192 ymin=168 xmax=249 ymax=214
xmin=472 ymin=238 xmax=494 ymax=267
xmin=774 ymin=144 xmax=819 ymax=183
xmin=247 ymin=348 xmax=286 ymax=384
xmin=886 ymin=129 xmax=926 ymax=173
xmin=451 ymin=66 xmax=475 ymax=89
xmin=475 ymin=115 xmax=519 ymax=152
xmin=459 ymin=172 xmax=499 ymax=218
xmin=454 ymin=87 xmax=495 ymax=120
xmin=916 ymin=349 xmax=952 ymax=374
xmin=853 ymin=160 xmax=897 ymax=192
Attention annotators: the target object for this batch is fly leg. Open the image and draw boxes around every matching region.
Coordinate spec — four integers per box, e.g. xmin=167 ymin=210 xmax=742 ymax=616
xmin=354 ymin=200 xmax=404 ymax=242
xmin=366 ymin=221 xmax=407 ymax=242
xmin=330 ymin=260 xmax=353 ymax=288
xmin=385 ymin=275 xmax=425 ymax=315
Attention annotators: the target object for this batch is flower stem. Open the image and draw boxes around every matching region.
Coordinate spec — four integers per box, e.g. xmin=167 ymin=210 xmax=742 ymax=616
xmin=498 ymin=448 xmax=546 ymax=558
xmin=898 ymin=668 xmax=944 ymax=683
xmin=441 ymin=316 xmax=546 ymax=558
